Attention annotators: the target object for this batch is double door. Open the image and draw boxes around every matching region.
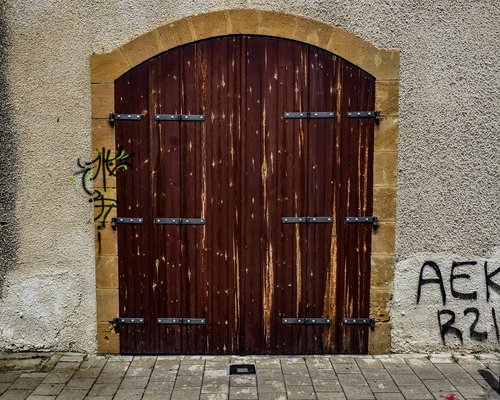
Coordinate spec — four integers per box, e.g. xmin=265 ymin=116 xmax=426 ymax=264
xmin=114 ymin=35 xmax=375 ymax=354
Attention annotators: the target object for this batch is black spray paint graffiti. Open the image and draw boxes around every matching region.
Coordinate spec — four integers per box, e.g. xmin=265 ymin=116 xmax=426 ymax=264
xmin=417 ymin=260 xmax=500 ymax=344
xmin=75 ymin=147 xmax=132 ymax=253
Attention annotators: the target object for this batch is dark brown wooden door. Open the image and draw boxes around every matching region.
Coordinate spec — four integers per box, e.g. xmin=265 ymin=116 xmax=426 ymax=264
xmin=114 ymin=35 xmax=375 ymax=354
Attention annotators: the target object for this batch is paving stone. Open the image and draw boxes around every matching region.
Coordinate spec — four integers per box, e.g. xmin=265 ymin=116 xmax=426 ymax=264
xmin=256 ymin=379 xmax=285 ymax=392
xmin=257 ymin=393 xmax=287 ymax=400
xmin=355 ymin=359 xmax=384 ymax=371
xmin=144 ymin=380 xmax=174 ymax=395
xmin=52 ymin=363 xmax=80 ymax=372
xmin=333 ymin=363 xmax=361 ymax=374
xmin=9 ymin=377 xmax=44 ymax=390
xmin=308 ymin=369 xmax=337 ymax=380
xmin=204 ymin=369 xmax=227 ymax=379
xmin=71 ymin=368 xmax=103 ymax=379
xmin=0 ymin=390 xmax=33 ymax=400
xmin=107 ymin=356 xmax=134 ymax=362
xmin=338 ymin=373 xmax=368 ymax=386
xmin=256 ymin=368 xmax=283 ymax=380
xmin=373 ymin=394 xmax=404 ymax=400
xmin=0 ymin=373 xmax=22 ymax=384
xmin=199 ymin=394 xmax=228 ymax=400
xmin=170 ymin=387 xmax=201 ymax=400
xmin=0 ymin=383 xmax=11 ymax=395
xmin=26 ymin=396 xmax=57 ymax=400
xmin=429 ymin=355 xmax=454 ymax=364
xmin=124 ymin=367 xmax=153 ymax=377
xmin=174 ymin=375 xmax=203 ymax=388
xmin=382 ymin=362 xmax=413 ymax=375
xmin=101 ymin=362 xmax=130 ymax=374
xmin=178 ymin=363 xmax=204 ymax=376
xmin=87 ymin=382 xmax=120 ymax=396
xmin=306 ymin=357 xmax=332 ymax=369
xmin=366 ymin=378 xmax=399 ymax=393
xmin=445 ymin=373 xmax=480 ymax=387
xmin=118 ymin=376 xmax=149 ymax=389
xmin=201 ymin=383 xmax=228 ymax=394
xmin=30 ymin=384 xmax=64 ymax=396
xmin=19 ymin=374 xmax=47 ymax=380
xmin=131 ymin=357 xmax=156 ymax=368
xmin=286 ymin=385 xmax=315 ymax=400
xmin=389 ymin=373 xmax=422 ymax=386
xmin=397 ymin=384 xmax=434 ymax=399
xmin=255 ymin=358 xmax=280 ymax=369
xmin=95 ymin=372 xmax=124 ymax=384
xmin=435 ymin=363 xmax=468 ymax=375
xmin=312 ymin=379 xmax=342 ymax=392
xmin=41 ymin=373 xmax=73 ymax=385
xmin=229 ymin=386 xmax=258 ymax=399
xmin=65 ymin=378 xmax=95 ymax=390
xmin=316 ymin=393 xmax=346 ymax=400
xmin=429 ymin=391 xmax=465 ymax=400
xmin=360 ymin=370 xmax=392 ymax=380
xmin=422 ymin=379 xmax=456 ymax=393
xmin=284 ymin=374 xmax=312 ymax=386
xmin=149 ymin=369 xmax=177 ymax=381
xmin=85 ymin=396 xmax=113 ymax=400
xmin=455 ymin=384 xmax=488 ymax=398
xmin=59 ymin=355 xmax=85 ymax=363
xmin=342 ymin=385 xmax=375 ymax=399
xmin=281 ymin=364 xmax=309 ymax=375
xmin=229 ymin=376 xmax=256 ymax=387
xmin=55 ymin=389 xmax=87 ymax=400
xmin=113 ymin=388 xmax=145 ymax=400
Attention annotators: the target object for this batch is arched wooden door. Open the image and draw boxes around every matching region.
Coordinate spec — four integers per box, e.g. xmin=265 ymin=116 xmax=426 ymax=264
xmin=113 ymin=35 xmax=375 ymax=355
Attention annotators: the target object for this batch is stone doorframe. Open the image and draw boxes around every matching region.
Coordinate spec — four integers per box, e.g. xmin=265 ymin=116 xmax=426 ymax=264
xmin=90 ymin=9 xmax=399 ymax=354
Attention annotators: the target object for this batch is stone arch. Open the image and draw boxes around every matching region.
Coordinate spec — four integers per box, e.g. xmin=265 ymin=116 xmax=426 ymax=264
xmin=91 ymin=9 xmax=399 ymax=354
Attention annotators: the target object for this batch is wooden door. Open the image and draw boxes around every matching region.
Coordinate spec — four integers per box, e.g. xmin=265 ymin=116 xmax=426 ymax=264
xmin=114 ymin=36 xmax=375 ymax=354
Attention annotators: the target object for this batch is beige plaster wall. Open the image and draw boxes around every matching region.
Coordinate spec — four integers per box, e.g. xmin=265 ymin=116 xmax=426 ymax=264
xmin=0 ymin=0 xmax=498 ymax=353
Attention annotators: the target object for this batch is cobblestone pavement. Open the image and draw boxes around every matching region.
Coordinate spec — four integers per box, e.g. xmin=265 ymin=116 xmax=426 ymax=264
xmin=0 ymin=353 xmax=498 ymax=399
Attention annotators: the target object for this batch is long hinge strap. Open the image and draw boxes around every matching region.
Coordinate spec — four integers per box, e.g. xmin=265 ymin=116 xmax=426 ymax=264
xmin=155 ymin=114 xmax=205 ymax=121
xmin=282 ymin=217 xmax=333 ymax=224
xmin=113 ymin=317 xmax=145 ymax=324
xmin=157 ymin=318 xmax=206 ymax=325
xmin=112 ymin=217 xmax=144 ymax=224
xmin=109 ymin=113 xmax=142 ymax=121
xmin=346 ymin=111 xmax=380 ymax=119
xmin=155 ymin=218 xmax=205 ymax=225
xmin=282 ymin=318 xmax=331 ymax=325
xmin=345 ymin=216 xmax=377 ymax=224
xmin=284 ymin=112 xmax=335 ymax=119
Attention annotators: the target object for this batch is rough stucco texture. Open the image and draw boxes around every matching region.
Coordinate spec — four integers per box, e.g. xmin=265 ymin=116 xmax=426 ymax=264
xmin=0 ymin=1 xmax=499 ymax=352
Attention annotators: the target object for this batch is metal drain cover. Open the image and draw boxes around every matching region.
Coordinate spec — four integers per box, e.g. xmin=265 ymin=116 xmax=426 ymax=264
xmin=229 ymin=364 xmax=256 ymax=375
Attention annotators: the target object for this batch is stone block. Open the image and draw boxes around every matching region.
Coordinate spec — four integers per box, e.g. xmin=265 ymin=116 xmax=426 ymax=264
xmin=373 ymin=187 xmax=396 ymax=222
xmin=96 ymin=256 xmax=118 ymax=289
xmin=91 ymin=84 xmax=114 ymax=119
xmin=91 ymin=50 xmax=130 ymax=83
xmin=258 ymin=11 xmax=298 ymax=37
xmin=374 ymin=117 xmax=398 ymax=152
xmin=122 ymin=30 xmax=161 ymax=68
xmin=370 ymin=254 xmax=395 ymax=288
xmin=373 ymin=152 xmax=397 ymax=188
xmin=97 ymin=322 xmax=120 ymax=354
xmin=156 ymin=19 xmax=195 ymax=51
xmin=96 ymin=289 xmax=119 ymax=322
xmin=371 ymin=222 xmax=396 ymax=255
xmin=91 ymin=119 xmax=115 ymax=154
xmin=368 ymin=322 xmax=391 ymax=354
xmin=189 ymin=11 xmax=229 ymax=40
xmin=293 ymin=18 xmax=336 ymax=49
xmin=227 ymin=9 xmax=262 ymax=34
xmin=375 ymin=81 xmax=399 ymax=117
xmin=361 ymin=49 xmax=399 ymax=81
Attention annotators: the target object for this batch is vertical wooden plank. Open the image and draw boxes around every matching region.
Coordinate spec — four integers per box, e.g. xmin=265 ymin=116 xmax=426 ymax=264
xmin=240 ymin=36 xmax=263 ymax=354
xmin=115 ymin=62 xmax=152 ymax=353
xmin=306 ymin=47 xmax=336 ymax=353
xmin=226 ymin=36 xmax=242 ymax=354
xmin=155 ymin=49 xmax=182 ymax=354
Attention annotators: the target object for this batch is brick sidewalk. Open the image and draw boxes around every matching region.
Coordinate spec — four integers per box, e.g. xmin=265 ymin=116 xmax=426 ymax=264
xmin=0 ymin=353 xmax=498 ymax=399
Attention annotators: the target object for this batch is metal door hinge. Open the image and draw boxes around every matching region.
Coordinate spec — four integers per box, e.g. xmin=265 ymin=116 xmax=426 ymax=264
xmin=347 ymin=111 xmax=380 ymax=123
xmin=155 ymin=218 xmax=205 ymax=225
xmin=345 ymin=216 xmax=378 ymax=227
xmin=342 ymin=318 xmax=375 ymax=330
xmin=284 ymin=111 xmax=335 ymax=119
xmin=282 ymin=318 xmax=331 ymax=325
xmin=282 ymin=217 xmax=333 ymax=224
xmin=112 ymin=217 xmax=144 ymax=225
xmin=109 ymin=113 xmax=142 ymax=122
xmin=155 ymin=114 xmax=205 ymax=121
xmin=157 ymin=318 xmax=206 ymax=325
